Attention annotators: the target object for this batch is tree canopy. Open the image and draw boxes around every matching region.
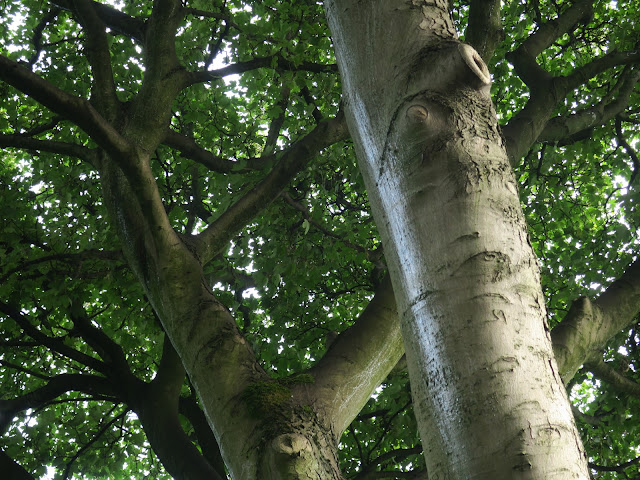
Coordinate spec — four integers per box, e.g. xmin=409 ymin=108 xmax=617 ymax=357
xmin=1 ymin=0 xmax=640 ymax=479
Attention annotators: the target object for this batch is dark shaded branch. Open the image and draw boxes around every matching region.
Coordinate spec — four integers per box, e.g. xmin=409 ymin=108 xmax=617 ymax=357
xmin=69 ymin=302 xmax=131 ymax=374
xmin=28 ymin=7 xmax=60 ymax=67
xmin=52 ymin=0 xmax=146 ymax=42
xmin=0 ymin=249 xmax=122 ymax=284
xmin=465 ymin=0 xmax=503 ymax=63
xmin=262 ymin=84 xmax=291 ymax=157
xmin=0 ymin=374 xmax=115 ymax=435
xmin=0 ymin=301 xmax=108 ymax=375
xmin=588 ymin=454 xmax=640 ymax=473
xmin=0 ymin=360 xmax=49 ymax=381
xmin=552 ymin=258 xmax=640 ymax=384
xmin=186 ymin=55 xmax=337 ymax=87
xmin=129 ymin=364 xmax=225 ymax=480
xmin=162 ymin=130 xmax=235 ymax=173
xmin=70 ymin=0 xmax=119 ymax=114
xmin=195 ymin=111 xmax=349 ymax=264
xmin=0 ymin=55 xmax=132 ymax=159
xmin=179 ymin=396 xmax=227 ymax=477
xmin=152 ymin=334 xmax=186 ymax=399
xmin=0 ymin=134 xmax=98 ymax=166
xmin=0 ymin=450 xmax=36 ymax=480
xmin=184 ymin=6 xmax=241 ymax=34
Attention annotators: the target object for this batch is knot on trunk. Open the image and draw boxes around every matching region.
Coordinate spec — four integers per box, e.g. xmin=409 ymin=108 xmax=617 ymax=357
xmin=273 ymin=433 xmax=312 ymax=456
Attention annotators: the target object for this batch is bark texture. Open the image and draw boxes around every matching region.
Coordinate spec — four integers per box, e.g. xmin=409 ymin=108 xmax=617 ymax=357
xmin=324 ymin=0 xmax=590 ymax=478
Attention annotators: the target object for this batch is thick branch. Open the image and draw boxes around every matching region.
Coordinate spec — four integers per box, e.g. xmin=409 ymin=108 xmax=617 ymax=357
xmin=179 ymin=396 xmax=227 ymax=476
xmin=503 ymin=50 xmax=640 ymax=163
xmin=69 ymin=302 xmax=131 ymax=375
xmin=0 ymin=55 xmax=132 ymax=158
xmin=301 ymin=275 xmax=403 ymax=436
xmin=52 ymin=0 xmax=146 ymax=42
xmin=71 ymin=0 xmax=119 ymax=114
xmin=195 ymin=111 xmax=349 ymax=264
xmin=0 ymin=450 xmax=36 ymax=480
xmin=517 ymin=0 xmax=593 ymax=59
xmin=586 ymin=357 xmax=640 ymax=398
xmin=552 ymin=258 xmax=640 ymax=384
xmin=563 ymin=50 xmax=640 ymax=92
xmin=538 ymin=69 xmax=640 ymax=145
xmin=130 ymin=378 xmax=223 ymax=480
xmin=152 ymin=334 xmax=186 ymax=399
xmin=125 ymin=0 xmax=187 ymax=145
xmin=465 ymin=0 xmax=503 ymax=63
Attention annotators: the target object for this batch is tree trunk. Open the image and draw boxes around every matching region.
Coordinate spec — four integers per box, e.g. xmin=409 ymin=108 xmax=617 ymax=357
xmin=324 ymin=1 xmax=590 ymax=478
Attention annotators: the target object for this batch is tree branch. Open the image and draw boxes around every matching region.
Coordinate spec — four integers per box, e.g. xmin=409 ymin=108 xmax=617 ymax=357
xmin=0 ymin=301 xmax=108 ymax=375
xmin=300 ymin=275 xmax=403 ymax=436
xmin=465 ymin=0 xmax=503 ymax=63
xmin=503 ymin=48 xmax=640 ymax=164
xmin=0 ymin=134 xmax=98 ymax=166
xmin=616 ymin=115 xmax=640 ymax=186
xmin=0 ymin=450 xmax=36 ymax=480
xmin=70 ymin=0 xmax=119 ymax=115
xmin=52 ymin=0 xmax=146 ymax=42
xmin=194 ymin=111 xmax=349 ymax=264
xmin=538 ymin=68 xmax=640 ymax=145
xmin=516 ymin=0 xmax=593 ymax=60
xmin=179 ymin=395 xmax=227 ymax=477
xmin=186 ymin=55 xmax=337 ymax=87
xmin=162 ymin=129 xmax=235 ymax=173
xmin=552 ymin=258 xmax=640 ymax=384
xmin=586 ymin=357 xmax=640 ymax=398
xmin=0 ymin=55 xmax=132 ymax=159
xmin=0 ymin=374 xmax=114 ymax=435
xmin=69 ymin=301 xmax=131 ymax=375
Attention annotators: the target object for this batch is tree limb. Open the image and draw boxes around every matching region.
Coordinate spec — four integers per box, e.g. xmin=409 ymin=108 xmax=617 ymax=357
xmin=195 ymin=111 xmax=349 ymax=264
xmin=465 ymin=0 xmax=503 ymax=63
xmin=0 ymin=55 xmax=132 ymax=159
xmin=52 ymin=0 xmax=146 ymax=42
xmin=70 ymin=0 xmax=119 ymax=115
xmin=186 ymin=55 xmax=337 ymax=87
xmin=0 ymin=374 xmax=115 ymax=435
xmin=538 ymin=68 xmax=640 ymax=145
xmin=0 ymin=301 xmax=108 ymax=375
xmin=0 ymin=134 xmax=98 ymax=166
xmin=503 ymin=48 xmax=640 ymax=163
xmin=552 ymin=258 xmax=640 ymax=384
xmin=0 ymin=450 xmax=36 ymax=480
xmin=162 ymin=129 xmax=235 ymax=173
xmin=586 ymin=357 xmax=640 ymax=398
xmin=300 ymin=275 xmax=403 ymax=436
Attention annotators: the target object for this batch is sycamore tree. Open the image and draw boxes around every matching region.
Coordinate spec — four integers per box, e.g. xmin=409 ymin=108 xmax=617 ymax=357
xmin=1 ymin=0 xmax=640 ymax=478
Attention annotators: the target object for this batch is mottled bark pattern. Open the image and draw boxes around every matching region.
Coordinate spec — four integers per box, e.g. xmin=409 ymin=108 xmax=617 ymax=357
xmin=324 ymin=0 xmax=590 ymax=478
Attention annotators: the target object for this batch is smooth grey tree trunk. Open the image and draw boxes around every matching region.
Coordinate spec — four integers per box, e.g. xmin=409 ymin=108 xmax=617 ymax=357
xmin=324 ymin=0 xmax=590 ymax=478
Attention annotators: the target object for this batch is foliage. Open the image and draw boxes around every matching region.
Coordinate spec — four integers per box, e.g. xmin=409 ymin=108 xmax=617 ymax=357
xmin=1 ymin=0 xmax=640 ymax=479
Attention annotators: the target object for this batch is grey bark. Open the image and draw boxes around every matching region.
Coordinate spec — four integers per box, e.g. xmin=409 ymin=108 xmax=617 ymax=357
xmin=324 ymin=0 xmax=589 ymax=478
